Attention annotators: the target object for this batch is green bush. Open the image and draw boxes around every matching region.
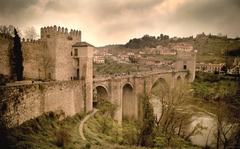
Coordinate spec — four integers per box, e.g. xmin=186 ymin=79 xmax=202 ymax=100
xmin=192 ymin=72 xmax=238 ymax=101
xmin=122 ymin=120 xmax=139 ymax=145
xmin=0 ymin=111 xmax=86 ymax=149
xmin=55 ymin=129 xmax=70 ymax=147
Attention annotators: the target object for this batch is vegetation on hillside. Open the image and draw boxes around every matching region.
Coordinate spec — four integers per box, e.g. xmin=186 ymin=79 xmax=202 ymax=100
xmin=226 ymin=48 xmax=240 ymax=57
xmin=0 ymin=111 xmax=86 ymax=149
xmin=122 ymin=33 xmax=240 ymax=64
xmin=192 ymin=72 xmax=239 ymax=104
xmin=125 ymin=34 xmax=170 ymax=49
xmin=191 ymin=72 xmax=240 ymax=148
xmin=84 ymin=99 xmax=200 ymax=149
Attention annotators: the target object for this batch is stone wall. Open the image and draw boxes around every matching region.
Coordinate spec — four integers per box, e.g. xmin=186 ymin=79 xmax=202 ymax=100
xmin=0 ymin=80 xmax=85 ymax=128
xmin=22 ymin=40 xmax=47 ymax=80
xmin=0 ymin=34 xmax=12 ymax=77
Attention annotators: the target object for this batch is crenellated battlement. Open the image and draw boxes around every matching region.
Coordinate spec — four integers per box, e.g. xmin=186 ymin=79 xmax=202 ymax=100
xmin=21 ymin=38 xmax=44 ymax=45
xmin=40 ymin=25 xmax=81 ymax=41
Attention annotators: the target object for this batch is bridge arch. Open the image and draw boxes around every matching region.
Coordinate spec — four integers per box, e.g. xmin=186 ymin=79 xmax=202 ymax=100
xmin=175 ymin=75 xmax=185 ymax=88
xmin=122 ymin=83 xmax=135 ymax=120
xmin=176 ymin=75 xmax=182 ymax=80
xmin=149 ymin=78 xmax=169 ymax=120
xmin=151 ymin=78 xmax=169 ymax=97
xmin=93 ymin=85 xmax=109 ymax=108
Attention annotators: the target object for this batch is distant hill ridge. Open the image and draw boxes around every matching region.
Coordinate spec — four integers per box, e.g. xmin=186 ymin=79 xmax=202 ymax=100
xmin=102 ymin=33 xmax=240 ymax=63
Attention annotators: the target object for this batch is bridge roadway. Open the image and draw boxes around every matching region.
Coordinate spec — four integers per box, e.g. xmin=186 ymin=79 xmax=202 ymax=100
xmin=93 ymin=69 xmax=187 ymax=81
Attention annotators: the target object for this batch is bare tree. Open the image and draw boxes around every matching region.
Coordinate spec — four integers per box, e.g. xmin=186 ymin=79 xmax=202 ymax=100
xmin=153 ymin=82 xmax=205 ymax=146
xmin=24 ymin=26 xmax=39 ymax=40
xmin=215 ymin=100 xmax=240 ymax=149
xmin=0 ymin=25 xmax=17 ymax=36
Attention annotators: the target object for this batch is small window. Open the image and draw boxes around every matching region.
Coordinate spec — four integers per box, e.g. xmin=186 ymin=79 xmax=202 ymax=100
xmin=77 ymin=69 xmax=80 ymax=79
xmin=74 ymin=49 xmax=78 ymax=56
xmin=71 ymin=51 xmax=72 ymax=56
xmin=183 ymin=65 xmax=187 ymax=70
xmin=47 ymin=34 xmax=50 ymax=38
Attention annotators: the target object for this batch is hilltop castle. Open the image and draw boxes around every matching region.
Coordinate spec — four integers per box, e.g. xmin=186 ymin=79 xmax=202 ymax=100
xmin=0 ymin=25 xmax=93 ymax=82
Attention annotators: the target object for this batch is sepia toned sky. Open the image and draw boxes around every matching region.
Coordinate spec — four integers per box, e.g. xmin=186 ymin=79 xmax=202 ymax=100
xmin=0 ymin=0 xmax=240 ymax=46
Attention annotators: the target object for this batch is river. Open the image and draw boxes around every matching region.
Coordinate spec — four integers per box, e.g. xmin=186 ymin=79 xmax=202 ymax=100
xmin=150 ymin=96 xmax=217 ymax=147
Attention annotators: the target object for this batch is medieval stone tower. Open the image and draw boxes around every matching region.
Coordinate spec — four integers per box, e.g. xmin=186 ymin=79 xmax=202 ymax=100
xmin=40 ymin=26 xmax=93 ymax=111
xmin=72 ymin=42 xmax=94 ymax=111
xmin=40 ymin=26 xmax=82 ymax=81
xmin=175 ymin=50 xmax=197 ymax=82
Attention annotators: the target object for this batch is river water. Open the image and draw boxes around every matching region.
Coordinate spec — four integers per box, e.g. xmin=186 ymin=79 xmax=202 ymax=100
xmin=150 ymin=96 xmax=217 ymax=147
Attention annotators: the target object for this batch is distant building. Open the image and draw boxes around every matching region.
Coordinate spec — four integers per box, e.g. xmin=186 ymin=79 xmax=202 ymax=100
xmin=127 ymin=52 xmax=134 ymax=56
xmin=170 ymin=43 xmax=193 ymax=52
xmin=93 ymin=56 xmax=105 ymax=64
xmin=139 ymin=51 xmax=145 ymax=55
xmin=196 ymin=63 xmax=224 ymax=73
xmin=118 ymin=54 xmax=130 ymax=62
xmin=103 ymin=52 xmax=113 ymax=57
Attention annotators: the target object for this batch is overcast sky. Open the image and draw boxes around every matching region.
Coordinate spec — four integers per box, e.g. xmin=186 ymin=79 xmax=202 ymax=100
xmin=0 ymin=0 xmax=239 ymax=46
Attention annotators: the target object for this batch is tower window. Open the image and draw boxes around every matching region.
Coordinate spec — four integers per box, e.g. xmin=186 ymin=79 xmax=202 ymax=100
xmin=74 ymin=49 xmax=78 ymax=56
xmin=77 ymin=69 xmax=80 ymax=79
xmin=183 ymin=65 xmax=187 ymax=70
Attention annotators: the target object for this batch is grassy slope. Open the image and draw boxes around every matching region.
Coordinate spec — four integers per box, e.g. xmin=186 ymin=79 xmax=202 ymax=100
xmin=84 ymin=102 xmax=201 ymax=149
xmin=0 ymin=111 xmax=88 ymax=149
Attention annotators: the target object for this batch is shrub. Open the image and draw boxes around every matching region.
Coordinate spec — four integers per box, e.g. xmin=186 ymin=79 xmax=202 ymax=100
xmin=55 ymin=129 xmax=70 ymax=147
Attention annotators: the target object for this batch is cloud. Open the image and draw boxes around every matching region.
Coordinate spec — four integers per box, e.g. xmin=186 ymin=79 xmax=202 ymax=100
xmin=0 ymin=0 xmax=239 ymax=46
xmin=166 ymin=0 xmax=240 ymax=36
xmin=0 ymin=0 xmax=37 ymax=15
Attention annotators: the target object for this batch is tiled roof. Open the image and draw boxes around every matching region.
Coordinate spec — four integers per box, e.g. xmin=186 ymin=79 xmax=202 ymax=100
xmin=72 ymin=42 xmax=94 ymax=47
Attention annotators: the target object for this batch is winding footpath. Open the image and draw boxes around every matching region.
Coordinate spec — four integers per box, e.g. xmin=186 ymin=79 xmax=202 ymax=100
xmin=79 ymin=108 xmax=98 ymax=141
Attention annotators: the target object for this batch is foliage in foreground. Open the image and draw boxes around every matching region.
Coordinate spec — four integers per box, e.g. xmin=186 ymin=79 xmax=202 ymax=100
xmin=137 ymin=81 xmax=202 ymax=148
xmin=192 ymin=72 xmax=238 ymax=102
xmin=86 ymin=92 xmax=201 ymax=149
xmin=0 ymin=111 xmax=86 ymax=149
xmin=192 ymin=72 xmax=240 ymax=149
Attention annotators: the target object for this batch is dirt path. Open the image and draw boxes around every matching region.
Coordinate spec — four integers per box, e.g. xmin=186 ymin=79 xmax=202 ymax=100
xmin=79 ymin=109 xmax=98 ymax=141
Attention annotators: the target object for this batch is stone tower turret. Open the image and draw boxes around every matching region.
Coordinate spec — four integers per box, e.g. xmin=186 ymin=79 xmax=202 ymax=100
xmin=72 ymin=42 xmax=94 ymax=112
xmin=175 ymin=50 xmax=197 ymax=82
xmin=40 ymin=25 xmax=82 ymax=80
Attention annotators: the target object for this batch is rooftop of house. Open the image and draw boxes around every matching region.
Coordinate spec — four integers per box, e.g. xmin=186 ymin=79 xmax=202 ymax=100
xmin=72 ymin=42 xmax=94 ymax=47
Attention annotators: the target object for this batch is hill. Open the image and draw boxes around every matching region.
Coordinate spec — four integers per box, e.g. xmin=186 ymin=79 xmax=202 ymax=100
xmin=102 ymin=33 xmax=240 ymax=64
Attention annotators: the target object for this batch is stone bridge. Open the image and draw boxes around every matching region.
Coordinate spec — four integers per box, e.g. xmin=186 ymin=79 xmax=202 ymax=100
xmin=92 ymin=70 xmax=189 ymax=123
